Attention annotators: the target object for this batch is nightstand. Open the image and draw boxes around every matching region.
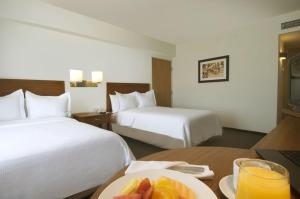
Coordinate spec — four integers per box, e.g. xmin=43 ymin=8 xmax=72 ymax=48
xmin=72 ymin=112 xmax=112 ymax=130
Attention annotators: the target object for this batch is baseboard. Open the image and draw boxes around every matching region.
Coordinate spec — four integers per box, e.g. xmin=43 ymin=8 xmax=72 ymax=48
xmin=223 ymin=127 xmax=265 ymax=135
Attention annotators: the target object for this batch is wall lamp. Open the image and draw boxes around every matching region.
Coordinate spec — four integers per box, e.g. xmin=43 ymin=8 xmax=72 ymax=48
xmin=70 ymin=69 xmax=103 ymax=87
xmin=279 ymin=52 xmax=288 ymax=72
xmin=279 ymin=52 xmax=288 ymax=60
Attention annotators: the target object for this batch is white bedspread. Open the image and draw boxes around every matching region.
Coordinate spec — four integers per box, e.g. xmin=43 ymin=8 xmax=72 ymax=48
xmin=115 ymin=107 xmax=222 ymax=148
xmin=0 ymin=117 xmax=134 ymax=199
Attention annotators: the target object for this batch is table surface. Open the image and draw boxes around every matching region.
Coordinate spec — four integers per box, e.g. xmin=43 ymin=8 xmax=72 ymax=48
xmin=91 ymin=147 xmax=256 ymax=199
xmin=90 ymin=116 xmax=300 ymax=199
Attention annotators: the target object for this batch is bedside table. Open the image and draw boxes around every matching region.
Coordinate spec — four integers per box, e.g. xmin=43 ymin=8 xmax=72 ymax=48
xmin=72 ymin=112 xmax=112 ymax=130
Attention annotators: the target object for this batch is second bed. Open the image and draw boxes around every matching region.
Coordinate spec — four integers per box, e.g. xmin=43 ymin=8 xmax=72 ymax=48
xmin=107 ymin=82 xmax=222 ymax=149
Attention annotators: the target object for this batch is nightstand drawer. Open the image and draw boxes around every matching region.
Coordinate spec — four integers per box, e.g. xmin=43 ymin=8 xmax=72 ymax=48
xmin=80 ymin=118 xmax=100 ymax=126
xmin=72 ymin=112 xmax=112 ymax=130
xmin=94 ymin=115 xmax=110 ymax=122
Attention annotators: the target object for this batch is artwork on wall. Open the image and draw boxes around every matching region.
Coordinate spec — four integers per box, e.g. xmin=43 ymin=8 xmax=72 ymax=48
xmin=198 ymin=55 xmax=229 ymax=83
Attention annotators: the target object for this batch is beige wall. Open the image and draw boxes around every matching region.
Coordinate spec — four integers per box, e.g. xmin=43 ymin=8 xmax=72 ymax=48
xmin=173 ymin=10 xmax=300 ymax=133
xmin=0 ymin=0 xmax=175 ymax=113
xmin=0 ymin=0 xmax=175 ymax=57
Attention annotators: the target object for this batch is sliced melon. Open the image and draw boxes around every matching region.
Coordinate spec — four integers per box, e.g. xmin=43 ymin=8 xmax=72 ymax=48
xmin=121 ymin=178 xmax=142 ymax=195
xmin=155 ymin=177 xmax=196 ymax=199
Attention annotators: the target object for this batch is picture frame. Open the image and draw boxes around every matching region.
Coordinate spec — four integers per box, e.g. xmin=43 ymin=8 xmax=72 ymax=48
xmin=198 ymin=55 xmax=229 ymax=83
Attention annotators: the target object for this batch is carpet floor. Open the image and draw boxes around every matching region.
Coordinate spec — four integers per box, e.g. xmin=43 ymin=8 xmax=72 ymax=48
xmin=122 ymin=128 xmax=265 ymax=159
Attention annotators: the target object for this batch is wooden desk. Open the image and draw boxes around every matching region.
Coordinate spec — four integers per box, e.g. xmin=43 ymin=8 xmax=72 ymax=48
xmin=253 ymin=116 xmax=300 ymax=150
xmin=90 ymin=116 xmax=300 ymax=199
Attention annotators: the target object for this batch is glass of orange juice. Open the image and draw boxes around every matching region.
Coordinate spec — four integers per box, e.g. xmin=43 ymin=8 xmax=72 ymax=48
xmin=236 ymin=159 xmax=290 ymax=199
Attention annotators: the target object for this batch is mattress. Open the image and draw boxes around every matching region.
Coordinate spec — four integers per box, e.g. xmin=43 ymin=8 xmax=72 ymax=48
xmin=0 ymin=117 xmax=134 ymax=199
xmin=114 ymin=106 xmax=222 ymax=148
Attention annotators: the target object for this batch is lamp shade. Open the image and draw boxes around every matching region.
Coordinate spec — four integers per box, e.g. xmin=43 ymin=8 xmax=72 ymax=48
xmin=70 ymin=69 xmax=83 ymax=82
xmin=92 ymin=71 xmax=103 ymax=83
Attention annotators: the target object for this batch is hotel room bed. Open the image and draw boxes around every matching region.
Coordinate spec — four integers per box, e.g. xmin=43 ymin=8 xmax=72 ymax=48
xmin=113 ymin=106 xmax=221 ymax=148
xmin=0 ymin=79 xmax=134 ymax=199
xmin=0 ymin=117 xmax=133 ymax=199
xmin=107 ymin=82 xmax=222 ymax=149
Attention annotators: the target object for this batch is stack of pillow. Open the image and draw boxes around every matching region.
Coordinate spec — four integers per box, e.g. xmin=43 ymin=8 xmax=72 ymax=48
xmin=110 ymin=90 xmax=157 ymax=113
xmin=0 ymin=89 xmax=157 ymax=121
xmin=0 ymin=89 xmax=71 ymax=121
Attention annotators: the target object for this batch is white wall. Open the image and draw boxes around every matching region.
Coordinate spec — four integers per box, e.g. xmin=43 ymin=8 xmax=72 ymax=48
xmin=0 ymin=0 xmax=175 ymax=56
xmin=0 ymin=0 xmax=175 ymax=113
xmin=173 ymin=10 xmax=300 ymax=133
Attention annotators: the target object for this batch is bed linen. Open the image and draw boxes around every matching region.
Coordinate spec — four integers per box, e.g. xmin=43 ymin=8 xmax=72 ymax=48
xmin=114 ymin=106 xmax=222 ymax=148
xmin=0 ymin=117 xmax=134 ymax=199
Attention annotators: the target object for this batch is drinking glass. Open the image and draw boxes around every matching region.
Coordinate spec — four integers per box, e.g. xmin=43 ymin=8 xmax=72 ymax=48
xmin=235 ymin=159 xmax=290 ymax=199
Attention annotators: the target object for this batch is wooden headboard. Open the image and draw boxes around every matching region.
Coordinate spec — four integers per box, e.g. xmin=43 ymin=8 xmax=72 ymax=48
xmin=0 ymin=79 xmax=65 ymax=97
xmin=106 ymin=82 xmax=150 ymax=112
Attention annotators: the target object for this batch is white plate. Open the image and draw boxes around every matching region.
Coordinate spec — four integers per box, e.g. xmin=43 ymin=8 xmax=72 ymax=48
xmin=99 ymin=169 xmax=217 ymax=199
xmin=219 ymin=175 xmax=235 ymax=199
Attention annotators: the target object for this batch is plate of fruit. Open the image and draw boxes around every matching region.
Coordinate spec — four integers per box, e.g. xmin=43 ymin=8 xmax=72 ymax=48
xmin=98 ymin=169 xmax=217 ymax=199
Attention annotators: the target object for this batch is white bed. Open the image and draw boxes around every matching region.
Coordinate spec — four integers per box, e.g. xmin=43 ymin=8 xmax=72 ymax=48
xmin=113 ymin=106 xmax=222 ymax=149
xmin=0 ymin=117 xmax=134 ymax=199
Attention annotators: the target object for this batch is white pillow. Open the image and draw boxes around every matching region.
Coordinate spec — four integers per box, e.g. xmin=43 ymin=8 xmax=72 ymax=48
xmin=0 ymin=89 xmax=26 ymax=121
xmin=109 ymin=94 xmax=120 ymax=113
xmin=26 ymin=91 xmax=71 ymax=119
xmin=136 ymin=90 xmax=157 ymax=107
xmin=116 ymin=92 xmax=138 ymax=111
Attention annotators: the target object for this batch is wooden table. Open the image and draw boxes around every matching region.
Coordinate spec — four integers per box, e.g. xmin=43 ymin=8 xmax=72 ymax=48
xmin=91 ymin=116 xmax=300 ymax=199
xmin=91 ymin=147 xmax=255 ymax=199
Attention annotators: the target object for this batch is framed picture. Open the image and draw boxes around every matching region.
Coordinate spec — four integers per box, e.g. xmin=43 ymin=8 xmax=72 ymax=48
xmin=198 ymin=55 xmax=229 ymax=83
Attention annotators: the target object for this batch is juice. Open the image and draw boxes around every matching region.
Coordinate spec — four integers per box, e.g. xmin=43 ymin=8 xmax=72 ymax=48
xmin=236 ymin=166 xmax=290 ymax=199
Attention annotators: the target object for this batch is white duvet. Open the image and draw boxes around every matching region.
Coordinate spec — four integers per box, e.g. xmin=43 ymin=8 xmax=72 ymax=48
xmin=115 ymin=106 xmax=222 ymax=149
xmin=0 ymin=117 xmax=134 ymax=199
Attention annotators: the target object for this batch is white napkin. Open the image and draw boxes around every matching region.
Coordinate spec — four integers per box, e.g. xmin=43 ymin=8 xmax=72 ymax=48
xmin=125 ymin=161 xmax=214 ymax=179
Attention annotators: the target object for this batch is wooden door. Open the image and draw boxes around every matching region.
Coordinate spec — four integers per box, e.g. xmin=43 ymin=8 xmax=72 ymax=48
xmin=152 ymin=57 xmax=172 ymax=107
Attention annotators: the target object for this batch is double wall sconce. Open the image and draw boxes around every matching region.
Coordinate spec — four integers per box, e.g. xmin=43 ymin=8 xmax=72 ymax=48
xmin=70 ymin=69 xmax=103 ymax=87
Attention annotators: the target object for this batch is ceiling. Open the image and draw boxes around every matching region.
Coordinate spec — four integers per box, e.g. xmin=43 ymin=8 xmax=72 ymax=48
xmin=44 ymin=0 xmax=300 ymax=44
